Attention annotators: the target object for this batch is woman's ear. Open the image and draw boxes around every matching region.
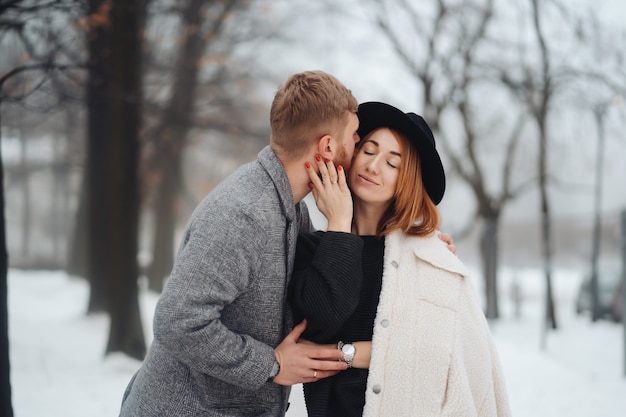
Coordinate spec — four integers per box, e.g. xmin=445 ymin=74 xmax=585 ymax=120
xmin=317 ymin=134 xmax=334 ymax=161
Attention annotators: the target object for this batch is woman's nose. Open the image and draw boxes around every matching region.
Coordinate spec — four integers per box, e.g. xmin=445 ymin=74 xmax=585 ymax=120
xmin=366 ymin=158 xmax=380 ymax=174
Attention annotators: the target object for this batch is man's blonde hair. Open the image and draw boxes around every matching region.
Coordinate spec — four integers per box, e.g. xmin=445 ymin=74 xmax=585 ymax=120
xmin=270 ymin=70 xmax=358 ymax=158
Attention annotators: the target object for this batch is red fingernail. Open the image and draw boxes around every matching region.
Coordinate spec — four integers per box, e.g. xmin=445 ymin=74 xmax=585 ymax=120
xmin=338 ymin=165 xmax=343 ymax=171
xmin=308 ymin=182 xmax=313 ymax=189
xmin=305 ymin=162 xmax=311 ymax=168
xmin=325 ymin=158 xmax=330 ymax=163
xmin=315 ymin=155 xmax=321 ymax=161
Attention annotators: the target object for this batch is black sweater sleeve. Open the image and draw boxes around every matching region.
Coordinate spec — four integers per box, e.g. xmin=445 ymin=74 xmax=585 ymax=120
xmin=288 ymin=231 xmax=363 ymax=343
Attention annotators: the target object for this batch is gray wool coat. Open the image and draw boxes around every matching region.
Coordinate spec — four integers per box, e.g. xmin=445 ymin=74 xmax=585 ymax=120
xmin=119 ymin=146 xmax=311 ymax=417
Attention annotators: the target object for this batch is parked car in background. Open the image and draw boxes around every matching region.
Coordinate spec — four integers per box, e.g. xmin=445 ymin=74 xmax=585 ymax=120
xmin=575 ymin=267 xmax=623 ymax=322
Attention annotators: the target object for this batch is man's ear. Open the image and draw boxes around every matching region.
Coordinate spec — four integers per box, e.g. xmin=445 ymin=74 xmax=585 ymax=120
xmin=317 ymin=134 xmax=333 ymax=161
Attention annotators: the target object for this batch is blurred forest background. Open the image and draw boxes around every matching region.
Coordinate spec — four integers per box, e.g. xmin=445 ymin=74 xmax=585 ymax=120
xmin=1 ymin=0 xmax=625 ymax=413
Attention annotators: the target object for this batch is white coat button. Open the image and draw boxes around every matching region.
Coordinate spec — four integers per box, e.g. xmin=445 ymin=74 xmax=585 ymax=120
xmin=381 ymin=319 xmax=390 ymax=328
xmin=391 ymin=261 xmax=399 ymax=268
xmin=372 ymin=384 xmax=382 ymax=394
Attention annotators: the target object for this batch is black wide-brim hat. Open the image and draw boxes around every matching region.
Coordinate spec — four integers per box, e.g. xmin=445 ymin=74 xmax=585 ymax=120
xmin=356 ymin=101 xmax=446 ymax=205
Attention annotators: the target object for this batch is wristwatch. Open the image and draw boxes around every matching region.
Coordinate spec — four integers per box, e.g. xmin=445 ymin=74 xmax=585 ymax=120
xmin=268 ymin=360 xmax=280 ymax=382
xmin=337 ymin=341 xmax=355 ymax=368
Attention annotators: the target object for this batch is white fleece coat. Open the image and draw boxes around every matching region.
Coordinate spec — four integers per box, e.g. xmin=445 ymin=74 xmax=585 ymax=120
xmin=363 ymin=230 xmax=511 ymax=417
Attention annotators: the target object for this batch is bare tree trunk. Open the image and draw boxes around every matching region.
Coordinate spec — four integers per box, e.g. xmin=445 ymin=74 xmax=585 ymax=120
xmin=66 ymin=107 xmax=89 ymax=278
xmin=531 ymin=0 xmax=557 ymax=339
xmin=51 ymin=136 xmax=66 ymax=263
xmin=85 ymin=0 xmax=112 ymax=313
xmin=536 ymin=96 xmax=558 ymax=347
xmin=481 ymin=214 xmax=500 ymax=319
xmin=589 ymin=105 xmax=606 ymax=322
xmin=147 ymin=153 xmax=181 ymax=292
xmin=0 ymin=108 xmax=14 ymax=416
xmin=66 ymin=171 xmax=89 ymax=278
xmin=147 ymin=0 xmax=240 ymax=291
xmin=537 ymin=108 xmax=557 ymax=339
xmin=51 ymin=162 xmax=60 ymax=261
xmin=19 ymin=129 xmax=30 ymax=259
xmin=540 ymin=213 xmax=556 ymax=328
xmin=105 ymin=0 xmax=146 ymax=359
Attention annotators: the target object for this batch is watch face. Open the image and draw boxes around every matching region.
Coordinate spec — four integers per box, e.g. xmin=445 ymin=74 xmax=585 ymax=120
xmin=342 ymin=344 xmax=355 ymax=356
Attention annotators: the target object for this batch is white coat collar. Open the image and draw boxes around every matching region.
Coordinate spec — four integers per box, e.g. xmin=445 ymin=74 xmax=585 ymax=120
xmin=389 ymin=229 xmax=469 ymax=277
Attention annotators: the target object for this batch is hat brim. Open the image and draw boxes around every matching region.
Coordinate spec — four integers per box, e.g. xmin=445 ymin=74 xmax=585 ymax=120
xmin=356 ymin=102 xmax=446 ymax=205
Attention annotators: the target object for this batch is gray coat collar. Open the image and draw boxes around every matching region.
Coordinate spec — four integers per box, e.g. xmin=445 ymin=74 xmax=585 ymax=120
xmin=257 ymin=146 xmax=296 ymax=222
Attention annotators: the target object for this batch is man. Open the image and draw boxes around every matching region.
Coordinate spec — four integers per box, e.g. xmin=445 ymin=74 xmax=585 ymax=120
xmin=119 ymin=70 xmax=360 ymax=416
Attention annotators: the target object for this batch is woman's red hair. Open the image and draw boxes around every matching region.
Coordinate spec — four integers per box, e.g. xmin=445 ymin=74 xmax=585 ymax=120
xmin=369 ymin=128 xmax=441 ymax=237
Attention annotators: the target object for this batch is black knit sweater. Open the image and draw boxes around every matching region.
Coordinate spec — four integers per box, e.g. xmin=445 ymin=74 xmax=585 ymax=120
xmin=288 ymin=231 xmax=384 ymax=417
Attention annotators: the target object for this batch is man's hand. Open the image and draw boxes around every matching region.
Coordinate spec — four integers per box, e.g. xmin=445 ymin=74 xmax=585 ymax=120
xmin=438 ymin=232 xmax=457 ymax=255
xmin=272 ymin=320 xmax=347 ymax=386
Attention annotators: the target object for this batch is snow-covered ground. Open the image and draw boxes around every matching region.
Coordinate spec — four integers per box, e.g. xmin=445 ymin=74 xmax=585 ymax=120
xmin=7 ymin=267 xmax=626 ymax=417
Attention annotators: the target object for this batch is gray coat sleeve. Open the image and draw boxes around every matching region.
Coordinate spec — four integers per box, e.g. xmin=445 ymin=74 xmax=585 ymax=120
xmin=152 ymin=203 xmax=276 ymax=391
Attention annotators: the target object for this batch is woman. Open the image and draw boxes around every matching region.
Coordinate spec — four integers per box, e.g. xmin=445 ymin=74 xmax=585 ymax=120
xmin=288 ymin=102 xmax=511 ymax=417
